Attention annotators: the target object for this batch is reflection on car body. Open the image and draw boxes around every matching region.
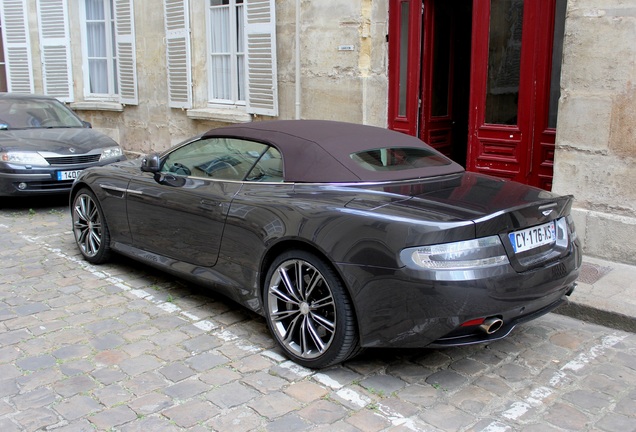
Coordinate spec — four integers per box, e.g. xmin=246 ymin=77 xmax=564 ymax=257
xmin=70 ymin=120 xmax=580 ymax=368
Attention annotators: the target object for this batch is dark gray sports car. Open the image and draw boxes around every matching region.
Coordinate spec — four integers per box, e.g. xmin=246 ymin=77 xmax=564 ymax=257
xmin=70 ymin=120 xmax=580 ymax=368
xmin=0 ymin=93 xmax=126 ymax=196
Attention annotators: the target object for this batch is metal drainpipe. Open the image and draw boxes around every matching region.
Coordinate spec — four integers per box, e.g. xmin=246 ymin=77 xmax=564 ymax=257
xmin=295 ymin=0 xmax=301 ymax=119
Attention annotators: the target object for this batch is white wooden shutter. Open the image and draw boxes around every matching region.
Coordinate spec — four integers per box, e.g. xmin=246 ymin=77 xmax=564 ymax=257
xmin=37 ymin=0 xmax=73 ymax=102
xmin=164 ymin=0 xmax=192 ymax=108
xmin=114 ymin=0 xmax=138 ymax=105
xmin=244 ymin=0 xmax=278 ymax=116
xmin=1 ymin=0 xmax=34 ymax=93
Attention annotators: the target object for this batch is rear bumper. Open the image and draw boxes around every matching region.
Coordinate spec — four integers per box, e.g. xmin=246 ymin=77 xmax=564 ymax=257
xmin=340 ymin=241 xmax=582 ymax=349
xmin=428 ymin=284 xmax=574 ymax=347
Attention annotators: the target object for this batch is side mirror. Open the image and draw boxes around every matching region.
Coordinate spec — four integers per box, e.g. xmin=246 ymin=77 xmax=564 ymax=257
xmin=82 ymin=121 xmax=92 ymax=128
xmin=141 ymin=153 xmax=161 ymax=173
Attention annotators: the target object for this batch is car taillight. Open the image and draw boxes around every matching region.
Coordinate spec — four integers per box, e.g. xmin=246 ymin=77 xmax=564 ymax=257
xmin=400 ymin=236 xmax=509 ymax=270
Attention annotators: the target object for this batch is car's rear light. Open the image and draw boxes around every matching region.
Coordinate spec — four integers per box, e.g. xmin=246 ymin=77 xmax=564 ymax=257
xmin=400 ymin=236 xmax=509 ymax=270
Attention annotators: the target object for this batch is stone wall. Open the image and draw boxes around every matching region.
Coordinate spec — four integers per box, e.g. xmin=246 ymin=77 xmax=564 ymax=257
xmin=553 ymin=0 xmax=636 ymax=264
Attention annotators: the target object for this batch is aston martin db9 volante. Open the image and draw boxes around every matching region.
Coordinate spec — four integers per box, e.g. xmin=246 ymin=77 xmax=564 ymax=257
xmin=0 ymin=93 xmax=126 ymax=196
xmin=70 ymin=120 xmax=580 ymax=368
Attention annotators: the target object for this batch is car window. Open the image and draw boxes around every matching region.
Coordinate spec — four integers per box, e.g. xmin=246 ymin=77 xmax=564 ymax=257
xmin=0 ymin=99 xmax=84 ymax=129
xmin=161 ymin=137 xmax=283 ymax=182
xmin=350 ymin=147 xmax=452 ymax=172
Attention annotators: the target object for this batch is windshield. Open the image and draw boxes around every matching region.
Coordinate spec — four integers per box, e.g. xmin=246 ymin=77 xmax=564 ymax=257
xmin=0 ymin=98 xmax=84 ymax=130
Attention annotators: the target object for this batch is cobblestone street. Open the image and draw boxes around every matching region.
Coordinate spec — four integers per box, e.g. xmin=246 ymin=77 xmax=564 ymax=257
xmin=1 ymin=197 xmax=635 ymax=431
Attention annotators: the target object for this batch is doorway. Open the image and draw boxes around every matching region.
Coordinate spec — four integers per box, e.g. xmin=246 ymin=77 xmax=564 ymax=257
xmin=419 ymin=0 xmax=471 ymax=167
xmin=387 ymin=0 xmax=567 ymax=190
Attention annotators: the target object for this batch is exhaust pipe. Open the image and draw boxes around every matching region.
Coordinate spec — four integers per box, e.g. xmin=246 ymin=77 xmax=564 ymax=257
xmin=479 ymin=317 xmax=504 ymax=334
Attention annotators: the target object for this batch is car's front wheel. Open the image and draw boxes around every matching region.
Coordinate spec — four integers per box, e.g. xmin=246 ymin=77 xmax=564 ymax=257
xmin=72 ymin=188 xmax=111 ymax=264
xmin=264 ymin=250 xmax=360 ymax=368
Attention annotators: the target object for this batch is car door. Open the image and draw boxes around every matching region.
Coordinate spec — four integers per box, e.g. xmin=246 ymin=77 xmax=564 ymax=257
xmin=125 ymin=136 xmax=267 ymax=267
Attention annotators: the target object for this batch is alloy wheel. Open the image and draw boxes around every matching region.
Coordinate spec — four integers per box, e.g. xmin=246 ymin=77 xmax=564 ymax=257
xmin=267 ymin=258 xmax=337 ymax=360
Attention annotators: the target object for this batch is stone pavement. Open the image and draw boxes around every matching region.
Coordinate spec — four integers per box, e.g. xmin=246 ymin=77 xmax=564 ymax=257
xmin=1 ymin=197 xmax=635 ymax=432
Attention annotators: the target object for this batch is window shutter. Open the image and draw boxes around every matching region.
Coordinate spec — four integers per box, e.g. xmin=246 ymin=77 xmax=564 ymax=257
xmin=114 ymin=0 xmax=138 ymax=105
xmin=1 ymin=0 xmax=34 ymax=93
xmin=37 ymin=0 xmax=73 ymax=102
xmin=164 ymin=0 xmax=192 ymax=108
xmin=244 ymin=0 xmax=278 ymax=117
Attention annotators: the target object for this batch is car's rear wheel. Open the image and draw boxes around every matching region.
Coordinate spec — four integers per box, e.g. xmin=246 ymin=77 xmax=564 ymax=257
xmin=72 ymin=188 xmax=111 ymax=264
xmin=264 ymin=250 xmax=360 ymax=368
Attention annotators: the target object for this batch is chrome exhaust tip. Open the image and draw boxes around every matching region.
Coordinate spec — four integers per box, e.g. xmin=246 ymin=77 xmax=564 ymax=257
xmin=479 ymin=317 xmax=504 ymax=334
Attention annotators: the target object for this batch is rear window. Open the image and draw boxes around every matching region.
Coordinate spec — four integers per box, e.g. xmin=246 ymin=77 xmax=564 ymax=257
xmin=350 ymin=147 xmax=452 ymax=172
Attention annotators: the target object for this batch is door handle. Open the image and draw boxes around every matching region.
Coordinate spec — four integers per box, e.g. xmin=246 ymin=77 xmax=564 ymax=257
xmin=200 ymin=199 xmax=219 ymax=210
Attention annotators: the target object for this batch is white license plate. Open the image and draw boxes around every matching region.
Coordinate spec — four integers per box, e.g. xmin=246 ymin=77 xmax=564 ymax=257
xmin=508 ymin=221 xmax=556 ymax=253
xmin=56 ymin=170 xmax=82 ymax=181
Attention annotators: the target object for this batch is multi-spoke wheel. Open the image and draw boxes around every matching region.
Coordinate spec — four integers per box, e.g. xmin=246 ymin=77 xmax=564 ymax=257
xmin=264 ymin=250 xmax=360 ymax=368
xmin=72 ymin=188 xmax=111 ymax=264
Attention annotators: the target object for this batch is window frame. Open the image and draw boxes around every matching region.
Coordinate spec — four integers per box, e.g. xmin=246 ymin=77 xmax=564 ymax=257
xmin=80 ymin=0 xmax=119 ymax=100
xmin=205 ymin=0 xmax=245 ymax=106
xmin=78 ymin=0 xmax=138 ymax=105
xmin=192 ymin=0 xmax=277 ymax=117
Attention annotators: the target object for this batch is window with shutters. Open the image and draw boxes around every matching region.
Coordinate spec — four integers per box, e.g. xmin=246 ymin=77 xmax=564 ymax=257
xmin=80 ymin=0 xmax=138 ymax=104
xmin=201 ymin=0 xmax=278 ymax=117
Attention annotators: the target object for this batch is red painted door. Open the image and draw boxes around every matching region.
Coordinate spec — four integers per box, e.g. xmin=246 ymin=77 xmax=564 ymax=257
xmin=467 ymin=0 xmax=565 ymax=190
xmin=387 ymin=0 xmax=423 ymax=137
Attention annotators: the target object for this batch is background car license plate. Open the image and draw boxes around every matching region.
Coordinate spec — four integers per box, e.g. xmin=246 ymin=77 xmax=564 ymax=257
xmin=57 ymin=170 xmax=82 ymax=181
xmin=509 ymin=221 xmax=556 ymax=253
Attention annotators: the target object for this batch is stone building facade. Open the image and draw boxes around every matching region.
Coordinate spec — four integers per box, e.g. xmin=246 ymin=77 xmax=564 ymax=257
xmin=1 ymin=0 xmax=634 ymax=265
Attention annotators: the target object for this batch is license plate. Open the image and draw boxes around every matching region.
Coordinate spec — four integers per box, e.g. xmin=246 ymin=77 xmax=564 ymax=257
xmin=508 ymin=221 xmax=556 ymax=253
xmin=56 ymin=170 xmax=82 ymax=181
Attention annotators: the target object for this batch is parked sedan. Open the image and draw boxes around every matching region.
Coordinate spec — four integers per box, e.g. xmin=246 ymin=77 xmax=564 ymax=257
xmin=0 ymin=93 xmax=126 ymax=196
xmin=70 ymin=120 xmax=580 ymax=368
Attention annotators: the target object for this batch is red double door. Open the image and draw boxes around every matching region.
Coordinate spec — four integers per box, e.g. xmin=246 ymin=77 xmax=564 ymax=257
xmin=388 ymin=0 xmax=566 ymax=190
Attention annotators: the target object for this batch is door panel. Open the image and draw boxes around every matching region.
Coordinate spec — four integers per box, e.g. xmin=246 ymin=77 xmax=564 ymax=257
xmin=420 ymin=1 xmax=453 ymax=157
xmin=468 ymin=0 xmax=561 ymax=189
xmin=388 ymin=0 xmax=422 ymax=136
xmin=468 ymin=0 xmax=531 ymax=182
xmin=419 ymin=0 xmax=472 ymax=167
xmin=126 ymin=174 xmax=240 ymax=268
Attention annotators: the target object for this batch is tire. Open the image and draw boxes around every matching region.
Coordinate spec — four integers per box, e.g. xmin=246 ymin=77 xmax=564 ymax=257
xmin=264 ymin=250 xmax=360 ymax=368
xmin=71 ymin=188 xmax=112 ymax=264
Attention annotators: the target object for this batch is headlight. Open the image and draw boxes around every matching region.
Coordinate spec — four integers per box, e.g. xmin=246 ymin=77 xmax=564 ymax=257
xmin=400 ymin=236 xmax=509 ymax=270
xmin=0 ymin=151 xmax=50 ymax=166
xmin=100 ymin=146 xmax=123 ymax=161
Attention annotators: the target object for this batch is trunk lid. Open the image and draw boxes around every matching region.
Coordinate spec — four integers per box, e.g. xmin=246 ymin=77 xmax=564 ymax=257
xmin=374 ymin=172 xmax=575 ymax=271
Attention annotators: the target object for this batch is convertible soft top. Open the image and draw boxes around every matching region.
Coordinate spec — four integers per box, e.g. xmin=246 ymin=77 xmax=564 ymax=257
xmin=202 ymin=120 xmax=465 ymax=183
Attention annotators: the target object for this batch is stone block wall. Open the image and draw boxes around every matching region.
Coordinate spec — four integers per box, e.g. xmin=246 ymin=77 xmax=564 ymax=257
xmin=553 ymin=0 xmax=636 ymax=264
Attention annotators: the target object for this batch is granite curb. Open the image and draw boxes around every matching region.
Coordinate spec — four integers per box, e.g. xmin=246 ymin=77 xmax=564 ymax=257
xmin=554 ymin=255 xmax=636 ymax=333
